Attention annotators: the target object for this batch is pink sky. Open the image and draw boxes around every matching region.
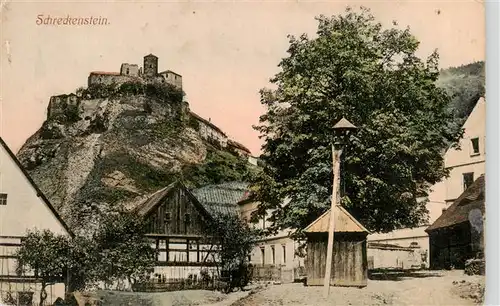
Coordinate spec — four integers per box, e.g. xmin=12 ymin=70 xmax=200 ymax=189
xmin=0 ymin=1 xmax=485 ymax=155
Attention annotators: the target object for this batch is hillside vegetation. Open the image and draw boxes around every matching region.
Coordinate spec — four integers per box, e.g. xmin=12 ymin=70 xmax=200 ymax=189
xmin=438 ymin=61 xmax=485 ymax=125
xmin=16 ymin=81 xmax=254 ymax=232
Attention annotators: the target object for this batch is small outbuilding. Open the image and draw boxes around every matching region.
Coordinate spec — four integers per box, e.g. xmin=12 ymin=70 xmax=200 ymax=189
xmin=304 ymin=205 xmax=369 ymax=287
xmin=426 ymin=175 xmax=485 ymax=270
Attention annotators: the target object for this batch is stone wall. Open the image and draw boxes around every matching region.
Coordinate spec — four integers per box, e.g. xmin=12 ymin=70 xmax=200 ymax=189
xmin=47 ymin=94 xmax=80 ymax=120
xmin=87 ymin=73 xmax=139 ymax=87
xmin=120 ymin=63 xmax=140 ymax=77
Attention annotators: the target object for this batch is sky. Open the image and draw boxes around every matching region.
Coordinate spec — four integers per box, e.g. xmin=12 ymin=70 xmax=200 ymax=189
xmin=0 ymin=0 xmax=485 ymax=155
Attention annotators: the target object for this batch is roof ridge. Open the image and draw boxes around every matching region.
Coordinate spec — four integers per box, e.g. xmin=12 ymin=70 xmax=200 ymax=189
xmin=426 ymin=175 xmax=485 ymax=232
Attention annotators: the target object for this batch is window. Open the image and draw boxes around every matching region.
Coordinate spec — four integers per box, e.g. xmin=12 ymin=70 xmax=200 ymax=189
xmin=260 ymin=247 xmax=265 ymax=265
xmin=126 ymin=68 xmax=130 ymax=75
xmin=271 ymin=245 xmax=275 ymax=265
xmin=471 ymin=137 xmax=480 ymax=155
xmin=0 ymin=193 xmax=6 ymax=205
xmin=463 ymin=172 xmax=474 ymax=191
xmin=282 ymin=245 xmax=286 ymax=264
xmin=184 ymin=213 xmax=191 ymax=224
xmin=165 ymin=212 xmax=171 ymax=223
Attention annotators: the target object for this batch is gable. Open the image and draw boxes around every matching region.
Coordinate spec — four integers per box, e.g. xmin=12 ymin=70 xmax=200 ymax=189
xmin=138 ymin=182 xmax=216 ymax=236
xmin=444 ymin=97 xmax=486 ymax=168
xmin=304 ymin=205 xmax=369 ymax=233
xmin=0 ymin=138 xmax=72 ymax=237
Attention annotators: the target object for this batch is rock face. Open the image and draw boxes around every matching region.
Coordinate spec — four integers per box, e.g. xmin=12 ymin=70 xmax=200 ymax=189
xmin=17 ymin=90 xmax=207 ymax=232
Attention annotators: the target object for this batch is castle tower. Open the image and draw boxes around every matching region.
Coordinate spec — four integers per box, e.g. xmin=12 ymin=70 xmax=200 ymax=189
xmin=143 ymin=54 xmax=158 ymax=77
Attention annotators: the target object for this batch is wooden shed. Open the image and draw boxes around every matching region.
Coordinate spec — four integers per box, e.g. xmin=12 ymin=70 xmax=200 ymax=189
xmin=304 ymin=205 xmax=369 ymax=287
xmin=426 ymin=175 xmax=485 ymax=270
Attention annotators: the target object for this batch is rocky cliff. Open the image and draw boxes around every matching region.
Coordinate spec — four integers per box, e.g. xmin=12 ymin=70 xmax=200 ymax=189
xmin=16 ymin=82 xmax=252 ymax=232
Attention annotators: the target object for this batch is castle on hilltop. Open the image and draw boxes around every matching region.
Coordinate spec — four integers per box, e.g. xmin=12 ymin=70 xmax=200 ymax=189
xmin=45 ymin=53 xmax=258 ymax=164
xmin=87 ymin=54 xmax=183 ymax=89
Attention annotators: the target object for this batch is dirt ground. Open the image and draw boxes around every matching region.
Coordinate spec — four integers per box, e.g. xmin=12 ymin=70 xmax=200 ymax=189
xmin=86 ymin=270 xmax=484 ymax=305
xmin=232 ymin=270 xmax=485 ymax=306
xmin=90 ymin=287 xmax=250 ymax=306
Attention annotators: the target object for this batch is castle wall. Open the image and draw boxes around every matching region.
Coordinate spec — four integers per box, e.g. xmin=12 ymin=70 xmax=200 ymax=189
xmin=120 ymin=64 xmax=140 ymax=77
xmin=159 ymin=71 xmax=183 ymax=89
xmin=197 ymin=121 xmax=228 ymax=148
xmin=87 ymin=74 xmax=138 ymax=87
xmin=47 ymin=94 xmax=79 ymax=119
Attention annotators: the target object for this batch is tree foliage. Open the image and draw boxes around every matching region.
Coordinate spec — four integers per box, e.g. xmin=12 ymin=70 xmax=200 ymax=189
xmin=182 ymin=149 xmax=257 ymax=189
xmin=16 ymin=230 xmax=70 ymax=306
xmin=437 ymin=61 xmax=485 ymax=125
xmin=251 ymin=7 xmax=463 ymax=235
xmin=81 ymin=81 xmax=184 ymax=104
xmin=209 ymin=213 xmax=261 ymax=292
xmin=16 ymin=211 xmax=156 ymax=301
xmin=92 ymin=210 xmax=156 ymax=288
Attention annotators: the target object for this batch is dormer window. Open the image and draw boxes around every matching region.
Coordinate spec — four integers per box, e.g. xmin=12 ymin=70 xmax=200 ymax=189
xmin=471 ymin=137 xmax=480 ymax=155
xmin=0 ymin=193 xmax=7 ymax=205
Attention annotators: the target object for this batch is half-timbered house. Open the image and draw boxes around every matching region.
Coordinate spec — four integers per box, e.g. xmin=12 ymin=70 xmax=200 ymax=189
xmin=133 ymin=181 xmax=248 ymax=288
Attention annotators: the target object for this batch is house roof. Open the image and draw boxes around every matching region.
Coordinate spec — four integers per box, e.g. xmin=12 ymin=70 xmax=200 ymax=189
xmin=304 ymin=205 xmax=369 ymax=233
xmin=52 ymin=93 xmax=77 ymax=99
xmin=426 ymin=174 xmax=485 ymax=232
xmin=89 ymin=71 xmax=121 ymax=76
xmin=0 ymin=137 xmax=75 ymax=237
xmin=190 ymin=182 xmax=250 ymax=217
xmin=134 ymin=181 xmax=178 ymax=216
xmin=133 ymin=181 xmax=216 ymax=222
xmin=367 ymin=242 xmax=418 ymax=251
xmin=189 ymin=111 xmax=227 ymax=136
xmin=227 ymin=139 xmax=251 ymax=155
xmin=333 ymin=117 xmax=357 ymax=129
xmin=368 ymin=226 xmax=428 ymax=241
xmin=159 ymin=70 xmax=182 ymax=77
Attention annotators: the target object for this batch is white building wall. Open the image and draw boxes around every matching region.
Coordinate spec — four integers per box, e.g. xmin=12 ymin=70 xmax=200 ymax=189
xmin=443 ymin=97 xmax=486 ymax=203
xmin=0 ymin=140 xmax=69 ymax=305
xmin=368 ymin=97 xmax=486 ymax=270
xmin=197 ymin=121 xmax=228 ymax=148
xmin=239 ymin=201 xmax=304 ymax=270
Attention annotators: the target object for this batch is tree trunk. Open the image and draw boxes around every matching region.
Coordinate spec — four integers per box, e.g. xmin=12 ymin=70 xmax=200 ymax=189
xmin=39 ymin=281 xmax=47 ymax=306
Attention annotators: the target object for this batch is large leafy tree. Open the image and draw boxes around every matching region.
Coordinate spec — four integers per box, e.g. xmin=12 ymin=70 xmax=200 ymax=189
xmin=251 ymin=7 xmax=463 ymax=235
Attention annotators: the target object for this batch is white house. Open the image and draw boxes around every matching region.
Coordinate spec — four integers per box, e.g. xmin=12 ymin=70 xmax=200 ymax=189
xmin=239 ymin=198 xmax=305 ymax=282
xmin=0 ymin=137 xmax=73 ymax=305
xmin=367 ymin=96 xmax=486 ymax=269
